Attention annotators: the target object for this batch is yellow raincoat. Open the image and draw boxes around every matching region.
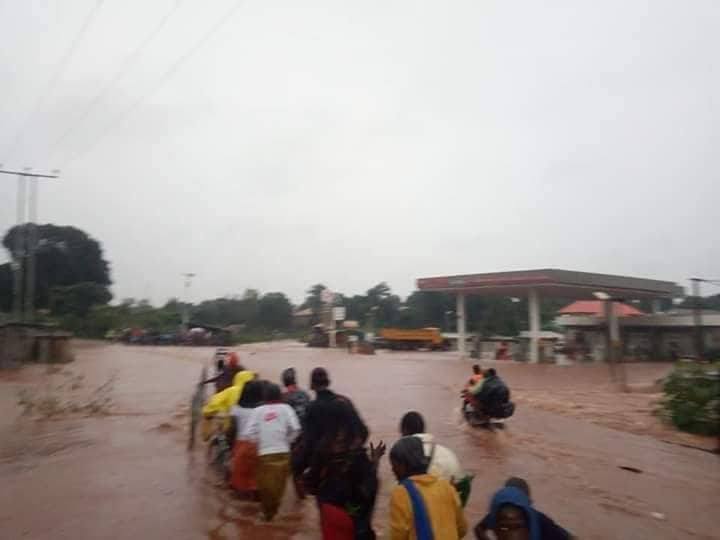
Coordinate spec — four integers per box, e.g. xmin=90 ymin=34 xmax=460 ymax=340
xmin=232 ymin=370 xmax=256 ymax=391
xmin=202 ymin=370 xmax=255 ymax=416
xmin=200 ymin=370 xmax=256 ymax=439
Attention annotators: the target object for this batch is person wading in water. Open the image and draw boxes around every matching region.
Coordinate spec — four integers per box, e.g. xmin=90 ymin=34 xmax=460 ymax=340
xmin=242 ymin=382 xmax=301 ymax=521
xmin=388 ymin=436 xmax=467 ymax=540
xmin=281 ymin=367 xmax=311 ymax=498
xmin=300 ymin=367 xmax=385 ymax=540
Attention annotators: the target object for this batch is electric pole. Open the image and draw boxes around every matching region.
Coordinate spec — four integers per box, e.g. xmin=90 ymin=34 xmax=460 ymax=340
xmin=25 ymin=176 xmax=39 ymax=321
xmin=690 ymin=278 xmax=704 ymax=360
xmin=181 ymin=273 xmax=196 ymax=332
xmin=0 ymin=167 xmax=59 ymax=322
xmin=12 ymin=172 xmax=27 ymax=321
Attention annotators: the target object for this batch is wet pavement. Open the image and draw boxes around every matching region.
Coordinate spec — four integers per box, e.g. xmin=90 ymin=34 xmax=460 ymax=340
xmin=0 ymin=341 xmax=718 ymax=539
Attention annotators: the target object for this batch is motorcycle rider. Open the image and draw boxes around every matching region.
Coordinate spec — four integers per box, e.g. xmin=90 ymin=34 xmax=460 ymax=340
xmin=467 ymin=364 xmax=484 ymax=388
xmin=466 ymin=368 xmax=514 ymax=423
xmin=201 ymin=351 xmax=243 ymax=392
xmin=476 ymin=369 xmax=514 ymax=419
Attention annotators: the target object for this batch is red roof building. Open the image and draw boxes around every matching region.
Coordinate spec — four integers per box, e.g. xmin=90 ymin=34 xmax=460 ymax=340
xmin=558 ymin=300 xmax=644 ymax=317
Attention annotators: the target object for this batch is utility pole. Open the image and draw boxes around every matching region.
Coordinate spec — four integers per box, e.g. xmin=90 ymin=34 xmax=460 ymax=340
xmin=329 ymin=304 xmax=337 ymax=348
xmin=181 ymin=273 xmax=196 ymax=332
xmin=320 ymin=288 xmax=336 ymax=347
xmin=0 ymin=167 xmax=59 ymax=322
xmin=12 ymin=173 xmax=27 ymax=321
xmin=595 ymin=291 xmax=627 ymax=390
xmin=690 ymin=278 xmax=704 ymax=360
xmin=606 ymin=298 xmax=626 ymax=389
xmin=24 ymin=176 xmax=39 ymax=321
xmin=367 ymin=305 xmax=378 ymax=337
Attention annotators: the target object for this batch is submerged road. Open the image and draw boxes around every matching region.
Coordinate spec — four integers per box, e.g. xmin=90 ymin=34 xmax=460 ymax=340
xmin=0 ymin=342 xmax=717 ymax=539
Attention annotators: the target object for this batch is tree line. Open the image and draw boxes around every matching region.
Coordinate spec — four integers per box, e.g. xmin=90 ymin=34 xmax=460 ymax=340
xmin=2 ymin=223 xmax=718 ymax=339
xmin=0 ymin=224 xmax=559 ymax=338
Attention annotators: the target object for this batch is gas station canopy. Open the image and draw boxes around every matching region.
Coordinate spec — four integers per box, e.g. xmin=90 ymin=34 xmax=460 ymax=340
xmin=416 ymin=268 xmax=684 ymax=362
xmin=417 ymin=268 xmax=683 ymax=300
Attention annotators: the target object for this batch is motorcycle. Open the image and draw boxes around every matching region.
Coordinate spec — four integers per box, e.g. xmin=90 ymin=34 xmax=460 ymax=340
xmin=461 ymin=390 xmax=515 ymax=428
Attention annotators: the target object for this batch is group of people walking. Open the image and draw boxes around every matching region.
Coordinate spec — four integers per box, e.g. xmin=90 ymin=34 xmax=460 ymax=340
xmin=201 ymin=354 xmax=572 ymax=539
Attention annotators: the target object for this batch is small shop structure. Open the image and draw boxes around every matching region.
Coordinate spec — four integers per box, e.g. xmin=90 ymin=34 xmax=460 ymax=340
xmin=0 ymin=322 xmax=74 ymax=368
xmin=558 ymin=308 xmax=720 ymax=361
xmin=292 ymin=308 xmax=314 ymax=328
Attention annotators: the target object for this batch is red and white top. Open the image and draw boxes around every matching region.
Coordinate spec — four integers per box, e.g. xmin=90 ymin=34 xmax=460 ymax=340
xmin=241 ymin=403 xmax=301 ymax=456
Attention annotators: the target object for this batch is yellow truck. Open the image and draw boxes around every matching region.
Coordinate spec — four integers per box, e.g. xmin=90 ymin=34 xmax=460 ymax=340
xmin=378 ymin=327 xmax=450 ymax=351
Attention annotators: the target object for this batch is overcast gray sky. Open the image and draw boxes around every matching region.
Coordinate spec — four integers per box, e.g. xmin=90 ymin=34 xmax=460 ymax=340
xmin=1 ymin=0 xmax=718 ymax=305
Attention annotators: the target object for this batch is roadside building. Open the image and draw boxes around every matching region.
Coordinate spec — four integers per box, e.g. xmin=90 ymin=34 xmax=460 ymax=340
xmin=0 ymin=322 xmax=74 ymax=367
xmin=516 ymin=330 xmax=564 ymax=362
xmin=292 ymin=307 xmax=314 ymax=329
xmin=471 ymin=335 xmax=516 ymax=360
xmin=557 ymin=307 xmax=720 ymax=361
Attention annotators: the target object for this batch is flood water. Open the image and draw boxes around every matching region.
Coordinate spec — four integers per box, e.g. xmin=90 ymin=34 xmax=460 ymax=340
xmin=0 ymin=341 xmax=718 ymax=539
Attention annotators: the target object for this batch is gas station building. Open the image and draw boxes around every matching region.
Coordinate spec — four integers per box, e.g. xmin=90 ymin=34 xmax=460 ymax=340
xmin=417 ymin=268 xmax=684 ymax=362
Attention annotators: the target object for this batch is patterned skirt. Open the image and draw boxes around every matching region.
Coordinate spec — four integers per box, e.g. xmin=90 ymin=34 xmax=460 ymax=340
xmin=230 ymin=440 xmax=258 ymax=492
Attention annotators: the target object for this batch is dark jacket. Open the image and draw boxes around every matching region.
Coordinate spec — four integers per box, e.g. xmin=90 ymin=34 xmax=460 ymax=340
xmin=300 ymin=389 xmax=376 ymax=538
xmin=299 ymin=388 xmax=369 ymax=483
xmin=477 ymin=374 xmax=514 ymax=418
xmin=304 ymin=388 xmax=369 ymax=452
xmin=476 ymin=487 xmax=572 ymax=540
xmin=283 ymin=386 xmax=311 ymax=426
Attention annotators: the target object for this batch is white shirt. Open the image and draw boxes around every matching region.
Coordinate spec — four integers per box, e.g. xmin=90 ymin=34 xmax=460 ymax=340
xmin=230 ymin=405 xmax=255 ymax=440
xmin=242 ymin=403 xmax=301 ymax=456
xmin=414 ymin=433 xmax=464 ymax=483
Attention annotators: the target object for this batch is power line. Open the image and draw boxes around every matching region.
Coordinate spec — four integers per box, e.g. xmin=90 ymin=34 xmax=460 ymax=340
xmin=61 ymin=0 xmax=246 ymax=169
xmin=0 ymin=168 xmax=60 ymax=179
xmin=46 ymin=0 xmax=185 ymax=160
xmin=1 ymin=0 xmax=106 ymax=162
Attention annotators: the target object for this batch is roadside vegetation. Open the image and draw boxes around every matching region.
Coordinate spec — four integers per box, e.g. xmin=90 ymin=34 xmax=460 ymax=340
xmin=660 ymin=362 xmax=720 ymax=436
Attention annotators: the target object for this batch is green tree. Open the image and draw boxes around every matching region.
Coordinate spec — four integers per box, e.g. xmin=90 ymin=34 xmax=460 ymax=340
xmin=190 ymin=289 xmax=262 ymax=327
xmin=341 ymin=294 xmax=370 ymax=324
xmin=363 ymin=282 xmax=401 ymax=328
xmin=2 ymin=224 xmax=111 ymax=310
xmin=404 ymin=290 xmax=455 ymax=328
xmin=257 ymin=292 xmax=293 ymax=329
xmin=50 ymin=282 xmax=112 ymax=317
xmin=400 ymin=292 xmax=569 ymax=336
xmin=302 ymin=283 xmax=327 ymax=324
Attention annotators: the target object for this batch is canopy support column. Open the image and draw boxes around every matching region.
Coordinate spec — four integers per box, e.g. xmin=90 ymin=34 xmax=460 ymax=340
xmin=456 ymin=292 xmax=466 ymax=355
xmin=529 ymin=288 xmax=540 ymax=363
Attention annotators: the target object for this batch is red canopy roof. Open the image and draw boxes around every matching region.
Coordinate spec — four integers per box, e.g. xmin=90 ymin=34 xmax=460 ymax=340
xmin=558 ymin=300 xmax=645 ymax=317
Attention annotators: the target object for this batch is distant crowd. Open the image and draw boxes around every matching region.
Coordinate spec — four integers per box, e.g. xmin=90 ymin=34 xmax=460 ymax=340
xmin=200 ymin=351 xmax=573 ymax=540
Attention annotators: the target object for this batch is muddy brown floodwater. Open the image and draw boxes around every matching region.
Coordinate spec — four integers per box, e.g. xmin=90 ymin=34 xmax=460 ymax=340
xmin=1 ymin=341 xmax=718 ymax=540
